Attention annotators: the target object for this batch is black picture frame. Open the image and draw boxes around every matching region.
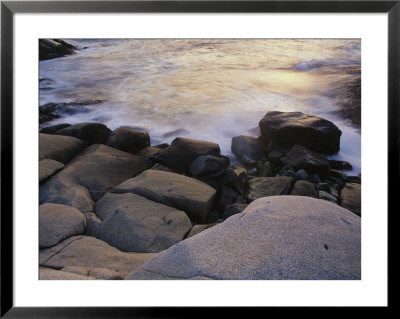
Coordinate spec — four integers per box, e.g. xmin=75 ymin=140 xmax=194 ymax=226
xmin=1 ymin=1 xmax=395 ymax=317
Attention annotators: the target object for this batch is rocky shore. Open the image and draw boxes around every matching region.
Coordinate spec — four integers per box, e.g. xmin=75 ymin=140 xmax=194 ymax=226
xmin=39 ymin=111 xmax=361 ymax=280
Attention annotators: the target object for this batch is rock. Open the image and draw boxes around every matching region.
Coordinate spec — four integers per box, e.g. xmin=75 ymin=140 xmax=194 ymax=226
xmin=258 ymin=161 xmax=274 ymax=177
xmin=40 ymin=144 xmax=152 ymax=215
xmin=345 ymin=176 xmax=361 ymax=184
xmin=89 ymin=193 xmax=192 ymax=253
xmin=61 ymin=266 xmax=123 ymax=280
xmin=106 ymin=127 xmax=150 ymax=154
xmin=231 ymin=135 xmax=266 ymax=167
xmin=136 ymin=146 xmax=160 ymax=159
xmin=220 ymin=168 xmax=238 ymax=186
xmin=215 ymin=186 xmax=239 ymax=212
xmin=267 ymin=150 xmax=284 ymax=164
xmin=282 ymin=170 xmax=297 ymax=179
xmin=55 ymin=122 xmax=111 ymax=145
xmin=295 ymin=169 xmax=308 ymax=180
xmin=329 ymin=160 xmax=352 ymax=170
xmin=39 ymin=267 xmax=95 ymax=280
xmin=40 ymin=123 xmax=71 ymax=134
xmin=39 ymin=39 xmax=76 ymax=61
xmin=151 ymin=137 xmax=221 ymax=174
xmin=150 ymin=163 xmax=174 ymax=172
xmin=190 ymin=155 xmax=229 ymax=177
xmin=281 ymin=144 xmax=330 ymax=179
xmin=316 ymin=183 xmax=331 ymax=193
xmin=290 ymin=180 xmax=317 ymax=198
xmin=126 ymin=196 xmax=360 ymax=280
xmin=259 ymin=111 xmax=342 ymax=154
xmin=39 ymin=159 xmax=64 ymax=182
xmin=40 ymin=236 xmax=156 ymax=278
xmin=113 ymin=170 xmax=216 ymax=223
xmin=221 ymin=203 xmax=248 ymax=219
xmin=204 ymin=210 xmax=221 ymax=224
xmin=245 ymin=176 xmax=294 ymax=202
xmin=39 ymin=203 xmax=86 ymax=248
xmin=330 ymin=187 xmax=339 ymax=198
xmin=330 ymin=169 xmax=347 ymax=179
xmin=311 ymin=174 xmax=321 ymax=184
xmin=39 ymin=133 xmax=86 ymax=164
xmin=340 ymin=183 xmax=361 ymax=216
xmin=318 ymin=190 xmax=338 ymax=203
xmin=186 ymin=224 xmax=216 ymax=239
xmin=280 ymin=165 xmax=295 ymax=175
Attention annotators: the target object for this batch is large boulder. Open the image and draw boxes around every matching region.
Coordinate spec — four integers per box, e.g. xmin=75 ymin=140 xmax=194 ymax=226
xmin=40 ymin=236 xmax=156 ymax=279
xmin=126 ymin=196 xmax=361 ymax=280
xmin=189 ymin=155 xmax=229 ymax=177
xmin=259 ymin=111 xmax=342 ymax=154
xmin=55 ymin=122 xmax=111 ymax=145
xmin=289 ymin=180 xmax=317 ymax=198
xmin=231 ymin=135 xmax=266 ymax=167
xmin=245 ymin=176 xmax=294 ymax=202
xmin=89 ymin=193 xmax=192 ymax=253
xmin=39 ymin=159 xmax=64 ymax=182
xmin=40 ymin=144 xmax=152 ymax=215
xmin=39 ymin=203 xmax=86 ymax=248
xmin=39 ymin=39 xmax=76 ymax=61
xmin=340 ymin=183 xmax=361 ymax=216
xmin=106 ymin=127 xmax=150 ymax=154
xmin=113 ymin=170 xmax=216 ymax=223
xmin=281 ymin=144 xmax=330 ymax=179
xmin=151 ymin=137 xmax=221 ymax=174
xmin=39 ymin=133 xmax=86 ymax=164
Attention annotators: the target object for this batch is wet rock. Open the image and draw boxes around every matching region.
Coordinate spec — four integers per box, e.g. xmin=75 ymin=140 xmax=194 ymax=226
xmin=190 ymin=155 xmax=229 ymax=177
xmin=215 ymin=186 xmax=239 ymax=212
xmin=245 ymin=176 xmax=294 ymax=202
xmin=329 ymin=160 xmax=352 ymax=170
xmin=318 ymin=190 xmax=338 ymax=203
xmin=268 ymin=150 xmax=284 ymax=164
xmin=259 ymin=111 xmax=342 ymax=154
xmin=281 ymin=144 xmax=330 ymax=179
xmin=126 ymin=196 xmax=360 ymax=280
xmin=258 ymin=161 xmax=274 ymax=177
xmin=89 ymin=193 xmax=192 ymax=253
xmin=39 ymin=203 xmax=86 ymax=248
xmin=56 ymin=122 xmax=111 ymax=145
xmin=330 ymin=169 xmax=347 ymax=179
xmin=221 ymin=203 xmax=248 ymax=219
xmin=39 ymin=159 xmax=64 ymax=182
xmin=282 ymin=170 xmax=297 ymax=179
xmin=39 ymin=39 xmax=76 ymax=61
xmin=290 ymin=180 xmax=317 ymax=198
xmin=186 ymin=224 xmax=217 ymax=239
xmin=40 ymin=123 xmax=71 ymax=134
xmin=295 ymin=169 xmax=309 ymax=180
xmin=113 ymin=170 xmax=216 ymax=223
xmin=39 ymin=133 xmax=86 ymax=164
xmin=151 ymin=137 xmax=221 ymax=174
xmin=106 ymin=127 xmax=150 ymax=154
xmin=316 ymin=183 xmax=331 ymax=193
xmin=231 ymin=135 xmax=266 ymax=167
xmin=340 ymin=183 xmax=361 ymax=216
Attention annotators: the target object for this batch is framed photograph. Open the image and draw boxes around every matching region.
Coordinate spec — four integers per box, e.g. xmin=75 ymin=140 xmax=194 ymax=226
xmin=1 ymin=0 xmax=395 ymax=316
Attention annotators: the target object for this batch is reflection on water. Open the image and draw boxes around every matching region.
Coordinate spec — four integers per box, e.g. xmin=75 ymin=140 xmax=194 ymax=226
xmin=39 ymin=39 xmax=361 ymax=173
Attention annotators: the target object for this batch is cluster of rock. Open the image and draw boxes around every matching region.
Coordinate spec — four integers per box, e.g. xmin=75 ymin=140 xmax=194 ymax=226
xmin=39 ymin=39 xmax=76 ymax=61
xmin=39 ymin=111 xmax=361 ymax=280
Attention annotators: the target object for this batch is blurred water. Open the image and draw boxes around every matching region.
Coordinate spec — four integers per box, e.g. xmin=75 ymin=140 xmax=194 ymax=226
xmin=39 ymin=39 xmax=361 ymax=174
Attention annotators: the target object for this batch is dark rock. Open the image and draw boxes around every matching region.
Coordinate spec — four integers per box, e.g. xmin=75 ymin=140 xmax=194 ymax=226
xmin=39 ymin=133 xmax=86 ymax=164
xmin=190 ymin=155 xmax=229 ymax=177
xmin=281 ymin=144 xmax=330 ymax=179
xmin=106 ymin=127 xmax=150 ymax=154
xmin=136 ymin=146 xmax=160 ymax=159
xmin=245 ymin=176 xmax=294 ymax=202
xmin=221 ymin=203 xmax=248 ymax=219
xmin=345 ymin=176 xmax=361 ymax=184
xmin=215 ymin=186 xmax=239 ymax=212
xmin=268 ymin=150 xmax=284 ymax=164
xmin=39 ymin=159 xmax=64 ymax=183
xmin=330 ymin=169 xmax=347 ymax=179
xmin=289 ymin=180 xmax=317 ymax=198
xmin=220 ymin=168 xmax=238 ymax=186
xmin=318 ymin=190 xmax=338 ymax=203
xmin=282 ymin=170 xmax=297 ymax=179
xmin=186 ymin=224 xmax=217 ymax=239
xmin=295 ymin=169 xmax=308 ymax=180
xmin=258 ymin=161 xmax=274 ymax=177
xmin=150 ymin=163 xmax=174 ymax=172
xmin=311 ymin=174 xmax=321 ymax=183
xmin=40 ymin=123 xmax=71 ymax=134
xmin=259 ymin=111 xmax=342 ymax=154
xmin=56 ymin=122 xmax=111 ymax=145
xmin=151 ymin=137 xmax=221 ymax=174
xmin=231 ymin=135 xmax=266 ymax=167
xmin=280 ymin=165 xmax=295 ymax=175
xmin=329 ymin=160 xmax=352 ymax=170
xmin=340 ymin=183 xmax=361 ymax=216
xmin=316 ymin=183 xmax=331 ymax=193
xmin=39 ymin=39 xmax=76 ymax=61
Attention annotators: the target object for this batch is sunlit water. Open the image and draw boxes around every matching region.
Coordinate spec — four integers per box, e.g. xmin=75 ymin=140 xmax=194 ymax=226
xmin=39 ymin=39 xmax=361 ymax=174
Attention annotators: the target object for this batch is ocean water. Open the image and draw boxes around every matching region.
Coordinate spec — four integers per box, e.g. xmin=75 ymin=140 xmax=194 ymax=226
xmin=39 ymin=39 xmax=361 ymax=174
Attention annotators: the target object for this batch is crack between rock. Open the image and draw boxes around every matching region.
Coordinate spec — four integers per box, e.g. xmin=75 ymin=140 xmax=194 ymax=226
xmin=40 ymin=236 xmax=85 ymax=265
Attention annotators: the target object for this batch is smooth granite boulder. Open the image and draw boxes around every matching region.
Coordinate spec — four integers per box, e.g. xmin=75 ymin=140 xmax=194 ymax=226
xmin=259 ymin=111 xmax=342 ymax=154
xmin=40 ymin=236 xmax=156 ymax=278
xmin=113 ymin=170 xmax=216 ymax=223
xmin=40 ymin=144 xmax=152 ymax=215
xmin=281 ymin=144 xmax=330 ymax=179
xmin=151 ymin=137 xmax=221 ymax=174
xmin=39 ymin=159 xmax=64 ymax=182
xmin=126 ymin=196 xmax=361 ymax=280
xmin=55 ymin=122 xmax=111 ymax=145
xmin=289 ymin=180 xmax=317 ymax=198
xmin=39 ymin=203 xmax=86 ymax=248
xmin=106 ymin=127 xmax=150 ymax=154
xmin=89 ymin=193 xmax=192 ymax=253
xmin=231 ymin=135 xmax=266 ymax=167
xmin=340 ymin=183 xmax=361 ymax=216
xmin=39 ymin=267 xmax=95 ymax=280
xmin=39 ymin=133 xmax=86 ymax=164
xmin=245 ymin=176 xmax=294 ymax=202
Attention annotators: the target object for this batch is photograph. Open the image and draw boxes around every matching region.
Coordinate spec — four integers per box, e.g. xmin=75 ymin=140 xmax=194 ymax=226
xmin=38 ymin=38 xmax=362 ymax=281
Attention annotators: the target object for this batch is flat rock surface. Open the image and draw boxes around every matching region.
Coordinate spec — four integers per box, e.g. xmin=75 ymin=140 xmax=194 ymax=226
xmin=40 ymin=144 xmax=152 ymax=215
xmin=340 ymin=183 xmax=361 ymax=216
xmin=39 ymin=159 xmax=64 ymax=182
xmin=39 ymin=267 xmax=95 ymax=280
xmin=113 ymin=170 xmax=216 ymax=223
xmin=40 ymin=236 xmax=156 ymax=278
xmin=40 ymin=203 xmax=86 ymax=248
xmin=39 ymin=133 xmax=86 ymax=164
xmin=126 ymin=196 xmax=360 ymax=280
xmin=245 ymin=176 xmax=294 ymax=202
xmin=90 ymin=193 xmax=192 ymax=253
